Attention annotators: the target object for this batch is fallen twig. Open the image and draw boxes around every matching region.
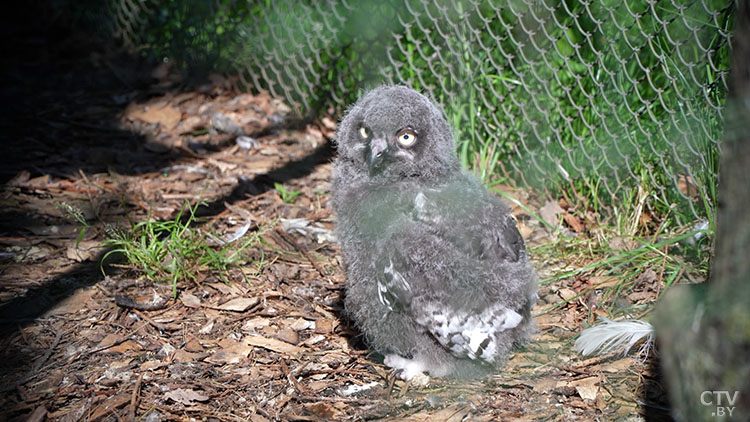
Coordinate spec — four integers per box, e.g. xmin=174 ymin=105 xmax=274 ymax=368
xmin=129 ymin=372 xmax=144 ymax=422
xmin=276 ymin=229 xmax=327 ymax=278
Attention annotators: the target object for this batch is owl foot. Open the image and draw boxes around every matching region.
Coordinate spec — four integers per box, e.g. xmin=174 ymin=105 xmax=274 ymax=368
xmin=384 ymin=354 xmax=431 ymax=384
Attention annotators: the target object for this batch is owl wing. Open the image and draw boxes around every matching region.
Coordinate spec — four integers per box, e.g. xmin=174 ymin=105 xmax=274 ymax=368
xmin=372 ymin=186 xmax=533 ymax=362
xmin=412 ymin=185 xmax=526 ymax=263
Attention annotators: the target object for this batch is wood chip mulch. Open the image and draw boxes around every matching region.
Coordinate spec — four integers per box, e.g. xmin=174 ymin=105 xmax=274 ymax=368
xmin=0 ymin=17 xmax=673 ymax=421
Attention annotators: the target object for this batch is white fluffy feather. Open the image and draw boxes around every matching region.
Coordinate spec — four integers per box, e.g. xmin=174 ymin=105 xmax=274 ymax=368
xmin=575 ymin=318 xmax=654 ymax=358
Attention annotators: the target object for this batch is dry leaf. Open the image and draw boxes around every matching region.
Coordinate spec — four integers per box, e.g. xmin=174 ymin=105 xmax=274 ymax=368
xmin=289 ymin=318 xmax=314 ymax=331
xmin=554 ymin=380 xmax=578 ymax=396
xmin=207 ymin=157 xmax=238 ymax=173
xmin=244 ymin=158 xmax=277 ymax=174
xmin=108 ymin=358 xmax=133 ymax=370
xmin=534 ymin=312 xmax=562 ymax=328
xmin=185 ymin=337 xmax=204 ymax=352
xmin=307 ymin=380 xmax=332 ymax=393
xmin=592 ymin=357 xmax=635 ymax=373
xmin=634 ymin=268 xmax=659 ymax=288
xmin=568 ymin=376 xmax=600 ymax=401
xmin=109 ymin=340 xmax=142 ymax=353
xmin=563 ymin=213 xmax=584 ymax=232
xmin=181 ymin=293 xmax=201 ymax=308
xmin=212 ymin=297 xmax=259 ymax=312
xmin=65 ymin=240 xmax=102 ymax=262
xmin=26 ymin=174 xmax=50 ymax=188
xmin=314 ymin=318 xmax=336 ymax=334
xmin=199 ymin=319 xmax=215 ymax=334
xmin=6 ymin=170 xmax=31 ymax=187
xmin=318 ymin=352 xmax=351 ymax=366
xmin=205 ymin=338 xmax=253 ymax=365
xmin=96 ymin=334 xmax=142 ymax=353
xmin=164 ymin=388 xmax=209 ymax=406
xmin=558 ymin=288 xmax=578 ymax=301
xmin=276 ymin=327 xmax=299 ymax=344
xmin=173 ymin=349 xmax=203 ymax=363
xmin=210 ymin=281 xmax=246 ymax=296
xmin=517 ymin=221 xmax=533 ymax=240
xmin=677 ymin=174 xmax=699 ymax=197
xmin=141 ymin=360 xmax=168 ymax=371
xmin=576 ymin=384 xmax=599 ymax=401
xmin=306 ymin=402 xmax=342 ymax=419
xmin=533 ymin=378 xmax=558 ymax=393
xmin=177 ymin=115 xmax=203 ymax=132
xmin=302 ymin=334 xmax=326 ymax=346
xmin=58 ymin=399 xmax=91 ymax=422
xmin=89 ymin=394 xmax=130 ymax=421
xmin=628 ymin=291 xmax=653 ymax=303
xmin=539 ymin=200 xmax=564 ymax=228
xmin=243 ymin=335 xmax=304 ymax=357
xmin=242 ymin=317 xmax=271 ymax=332
xmin=588 ymin=276 xmax=619 ymax=288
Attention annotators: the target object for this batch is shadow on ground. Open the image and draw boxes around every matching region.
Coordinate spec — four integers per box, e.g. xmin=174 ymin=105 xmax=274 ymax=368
xmin=0 ymin=2 xmax=332 ymax=402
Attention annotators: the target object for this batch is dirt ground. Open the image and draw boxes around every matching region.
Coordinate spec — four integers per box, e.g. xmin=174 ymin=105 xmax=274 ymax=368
xmin=0 ymin=11 xmax=674 ymax=422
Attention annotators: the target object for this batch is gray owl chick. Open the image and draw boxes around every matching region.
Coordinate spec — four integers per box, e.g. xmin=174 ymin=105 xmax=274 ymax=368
xmin=332 ymin=85 xmax=537 ymax=380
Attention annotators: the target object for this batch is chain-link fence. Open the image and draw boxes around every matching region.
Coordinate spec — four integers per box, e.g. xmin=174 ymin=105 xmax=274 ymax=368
xmin=76 ymin=0 xmax=734 ymax=230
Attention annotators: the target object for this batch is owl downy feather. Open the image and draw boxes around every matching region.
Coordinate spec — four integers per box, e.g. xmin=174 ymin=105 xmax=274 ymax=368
xmin=332 ymin=85 xmax=538 ymax=379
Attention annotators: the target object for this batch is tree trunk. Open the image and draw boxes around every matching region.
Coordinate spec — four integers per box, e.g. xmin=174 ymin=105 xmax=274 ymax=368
xmin=656 ymin=2 xmax=750 ymax=420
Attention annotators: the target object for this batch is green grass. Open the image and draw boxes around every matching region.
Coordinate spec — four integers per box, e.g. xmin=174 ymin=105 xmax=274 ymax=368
xmin=274 ymin=182 xmax=302 ymax=204
xmin=531 ymin=221 xmax=712 ymax=318
xmin=101 ymin=201 xmax=271 ymax=297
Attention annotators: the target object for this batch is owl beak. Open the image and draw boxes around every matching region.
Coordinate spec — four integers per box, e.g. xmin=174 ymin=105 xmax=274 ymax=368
xmin=367 ymin=137 xmax=390 ymax=175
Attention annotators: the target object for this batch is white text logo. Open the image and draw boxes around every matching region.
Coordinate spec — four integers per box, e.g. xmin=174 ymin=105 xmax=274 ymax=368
xmin=700 ymin=391 xmax=740 ymax=418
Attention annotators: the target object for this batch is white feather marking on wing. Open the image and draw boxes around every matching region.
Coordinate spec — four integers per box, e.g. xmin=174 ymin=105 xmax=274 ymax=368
xmin=495 ymin=309 xmax=523 ymax=330
xmin=416 ymin=302 xmax=525 ymax=362
xmin=384 ymin=259 xmax=410 ymax=291
xmin=376 ymin=281 xmax=394 ymax=311
xmin=465 ymin=325 xmax=489 ymax=359
xmin=479 ymin=337 xmax=497 ymax=360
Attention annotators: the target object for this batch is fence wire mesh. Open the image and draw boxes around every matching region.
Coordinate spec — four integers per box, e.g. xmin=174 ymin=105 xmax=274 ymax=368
xmin=78 ymin=0 xmax=734 ymax=229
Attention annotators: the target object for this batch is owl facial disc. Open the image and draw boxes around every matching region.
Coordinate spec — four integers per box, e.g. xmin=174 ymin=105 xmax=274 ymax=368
xmin=364 ymin=126 xmax=420 ymax=176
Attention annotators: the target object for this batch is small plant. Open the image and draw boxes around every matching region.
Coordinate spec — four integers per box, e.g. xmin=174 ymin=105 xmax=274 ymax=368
xmin=274 ymin=182 xmax=302 ymax=204
xmin=56 ymin=201 xmax=92 ymax=247
xmin=102 ymin=201 xmax=270 ymax=297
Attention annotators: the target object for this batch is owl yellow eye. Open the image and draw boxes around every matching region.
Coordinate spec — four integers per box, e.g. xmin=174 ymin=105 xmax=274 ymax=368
xmin=359 ymin=126 xmax=369 ymax=139
xmin=396 ymin=129 xmax=417 ymax=147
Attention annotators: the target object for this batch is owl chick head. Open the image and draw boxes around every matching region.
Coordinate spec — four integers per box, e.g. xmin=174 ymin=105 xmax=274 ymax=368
xmin=335 ymin=85 xmax=460 ymax=181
